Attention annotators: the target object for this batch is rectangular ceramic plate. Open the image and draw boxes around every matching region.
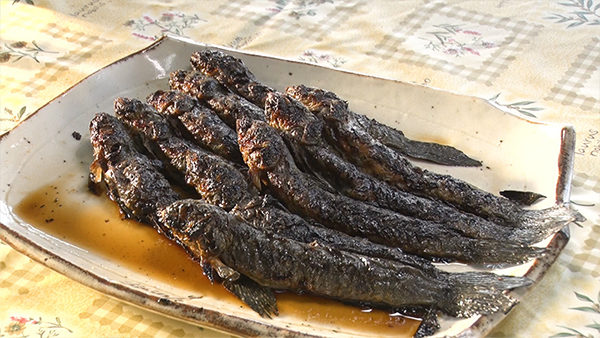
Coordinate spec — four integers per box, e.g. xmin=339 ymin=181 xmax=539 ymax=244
xmin=0 ymin=36 xmax=575 ymax=337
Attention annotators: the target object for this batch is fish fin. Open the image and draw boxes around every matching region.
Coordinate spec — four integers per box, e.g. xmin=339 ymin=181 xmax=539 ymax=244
xmin=222 ymin=276 xmax=279 ymax=318
xmin=499 ymin=190 xmax=546 ymax=206
xmin=208 ymin=257 xmax=241 ymax=282
xmin=443 ymin=272 xmax=531 ymax=317
xmin=248 ymin=168 xmax=263 ymax=190
xmin=510 ymin=204 xmax=582 ymax=243
xmin=396 ymin=138 xmax=482 ymax=167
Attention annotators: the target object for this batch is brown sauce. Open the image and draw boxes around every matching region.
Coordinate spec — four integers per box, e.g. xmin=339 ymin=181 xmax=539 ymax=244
xmin=14 ymin=177 xmax=420 ymax=336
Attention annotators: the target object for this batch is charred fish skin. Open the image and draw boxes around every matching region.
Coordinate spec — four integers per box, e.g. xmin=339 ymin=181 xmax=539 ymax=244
xmin=160 ymin=199 xmax=530 ymax=318
xmin=286 ymin=85 xmax=579 ymax=233
xmin=146 ymin=90 xmax=243 ymax=163
xmin=169 ymin=70 xmax=265 ymax=127
xmin=120 ymin=95 xmax=437 ymax=268
xmin=91 ymin=111 xmax=278 ymax=317
xmin=190 ymin=48 xmax=481 ymax=168
xmin=190 ymin=49 xmax=274 ymax=107
xmin=232 ymin=195 xmax=438 ymax=271
xmin=236 ymin=118 xmax=544 ymax=264
xmin=114 ymin=97 xmax=251 ymax=211
xmin=286 ymin=85 xmax=482 ymax=167
xmin=89 ymin=113 xmax=179 ymax=227
xmin=264 ymin=92 xmax=537 ymax=243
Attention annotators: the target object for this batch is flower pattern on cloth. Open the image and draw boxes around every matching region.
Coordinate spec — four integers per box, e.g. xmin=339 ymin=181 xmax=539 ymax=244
xmin=125 ymin=12 xmax=206 ymax=41
xmin=422 ymin=24 xmax=496 ymax=58
xmin=1 ymin=316 xmax=72 ymax=337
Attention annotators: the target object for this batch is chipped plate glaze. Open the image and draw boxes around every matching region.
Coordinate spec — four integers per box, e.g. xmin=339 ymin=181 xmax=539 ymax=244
xmin=0 ymin=35 xmax=575 ymax=337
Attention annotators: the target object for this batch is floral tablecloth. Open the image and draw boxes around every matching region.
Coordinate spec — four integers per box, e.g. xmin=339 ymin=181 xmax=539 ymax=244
xmin=1 ymin=0 xmax=599 ymax=337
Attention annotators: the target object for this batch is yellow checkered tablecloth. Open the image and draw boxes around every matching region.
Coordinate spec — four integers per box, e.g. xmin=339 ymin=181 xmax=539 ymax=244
xmin=0 ymin=0 xmax=598 ymax=337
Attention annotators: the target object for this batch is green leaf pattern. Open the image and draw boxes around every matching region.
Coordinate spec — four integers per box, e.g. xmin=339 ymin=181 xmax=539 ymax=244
xmin=546 ymin=0 xmax=600 ymax=28
xmin=552 ymin=290 xmax=600 ymax=337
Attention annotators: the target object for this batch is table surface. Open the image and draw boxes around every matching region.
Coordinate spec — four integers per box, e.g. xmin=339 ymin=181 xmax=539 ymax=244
xmin=1 ymin=1 xmax=599 ymax=337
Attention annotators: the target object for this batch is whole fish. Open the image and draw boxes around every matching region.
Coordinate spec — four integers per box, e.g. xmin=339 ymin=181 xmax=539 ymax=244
xmin=146 ymin=89 xmax=242 ymax=163
xmin=89 ymin=112 xmax=278 ymax=317
xmin=190 ymin=49 xmax=481 ymax=167
xmin=160 ymin=198 xmax=532 ymax=318
xmin=287 ymin=84 xmax=579 ymax=234
xmin=286 ymin=85 xmax=482 ymax=167
xmin=236 ymin=117 xmax=544 ymax=264
xmin=264 ymin=91 xmax=553 ymax=243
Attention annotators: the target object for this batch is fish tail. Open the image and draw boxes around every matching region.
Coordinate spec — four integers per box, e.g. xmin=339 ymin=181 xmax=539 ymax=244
xmin=443 ymin=272 xmax=532 ymax=317
xmin=222 ymin=276 xmax=279 ymax=318
xmin=510 ymin=204 xmax=583 ymax=243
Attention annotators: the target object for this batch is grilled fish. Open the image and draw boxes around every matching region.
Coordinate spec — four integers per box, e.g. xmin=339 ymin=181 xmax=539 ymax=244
xmin=264 ymin=91 xmax=555 ymax=243
xmin=160 ymin=198 xmax=531 ymax=318
xmin=89 ymin=112 xmax=278 ymax=317
xmin=114 ymin=97 xmax=250 ymax=211
xmin=287 ymin=85 xmax=481 ymax=167
xmin=146 ymin=90 xmax=242 ymax=163
xmin=169 ymin=69 xmax=264 ymax=128
xmin=89 ymin=113 xmax=179 ymax=226
xmin=287 ymin=85 xmax=579 ymax=235
xmin=190 ymin=50 xmax=273 ymax=107
xmin=115 ymin=97 xmax=442 ymax=268
xmin=190 ymin=49 xmax=481 ymax=167
xmin=236 ymin=117 xmax=544 ymax=264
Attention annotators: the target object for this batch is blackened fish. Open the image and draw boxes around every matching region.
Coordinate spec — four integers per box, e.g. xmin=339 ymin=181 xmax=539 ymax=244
xmin=89 ymin=112 xmax=278 ymax=317
xmin=287 ymin=85 xmax=578 ymax=235
xmin=160 ymin=198 xmax=532 ymax=318
xmin=115 ymin=97 xmax=442 ymax=267
xmin=190 ymin=49 xmax=274 ymax=107
xmin=114 ymin=97 xmax=250 ymax=211
xmin=286 ymin=85 xmax=481 ymax=167
xmin=89 ymin=113 xmax=179 ymax=226
xmin=169 ymin=70 xmax=264 ymax=128
xmin=190 ymin=49 xmax=481 ymax=167
xmin=236 ymin=118 xmax=544 ymax=264
xmin=146 ymin=90 xmax=243 ymax=163
xmin=264 ymin=92 xmax=547 ymax=243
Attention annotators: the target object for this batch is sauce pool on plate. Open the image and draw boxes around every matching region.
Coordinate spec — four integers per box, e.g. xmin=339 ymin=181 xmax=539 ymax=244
xmin=14 ymin=177 xmax=420 ymax=337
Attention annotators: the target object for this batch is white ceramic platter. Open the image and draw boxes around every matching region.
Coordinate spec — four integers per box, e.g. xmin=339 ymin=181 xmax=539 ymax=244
xmin=0 ymin=36 xmax=575 ymax=337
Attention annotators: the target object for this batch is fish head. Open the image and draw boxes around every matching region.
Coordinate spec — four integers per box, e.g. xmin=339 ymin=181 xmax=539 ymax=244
xmin=265 ymin=92 xmax=324 ymax=146
xmin=236 ymin=118 xmax=288 ymax=173
xmin=147 ymin=90 xmax=196 ymax=115
xmin=114 ymin=97 xmax=172 ymax=141
xmin=89 ymin=112 xmax=138 ymax=165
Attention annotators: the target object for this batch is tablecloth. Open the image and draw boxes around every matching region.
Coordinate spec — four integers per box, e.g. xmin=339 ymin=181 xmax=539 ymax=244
xmin=0 ymin=0 xmax=598 ymax=336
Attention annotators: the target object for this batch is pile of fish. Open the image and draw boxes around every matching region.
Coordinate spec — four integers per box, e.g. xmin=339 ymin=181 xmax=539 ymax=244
xmin=88 ymin=50 xmax=579 ymax=336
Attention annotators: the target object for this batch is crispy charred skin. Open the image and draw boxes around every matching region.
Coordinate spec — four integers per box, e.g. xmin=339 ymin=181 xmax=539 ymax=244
xmin=286 ymin=85 xmax=578 ymax=234
xmin=89 ymin=113 xmax=179 ymax=226
xmin=264 ymin=92 xmax=548 ymax=243
xmin=115 ymin=96 xmax=450 ymax=267
xmin=89 ymin=112 xmax=278 ymax=317
xmin=161 ymin=199 xmax=531 ymax=318
xmin=146 ymin=90 xmax=243 ymax=163
xmin=114 ymin=97 xmax=250 ymax=211
xmin=190 ymin=49 xmax=274 ymax=107
xmin=189 ymin=48 xmax=480 ymax=168
xmin=232 ymin=195 xmax=436 ymax=270
xmin=237 ymin=118 xmax=545 ymax=264
xmin=169 ymin=70 xmax=265 ymax=128
xmin=286 ymin=85 xmax=481 ymax=167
